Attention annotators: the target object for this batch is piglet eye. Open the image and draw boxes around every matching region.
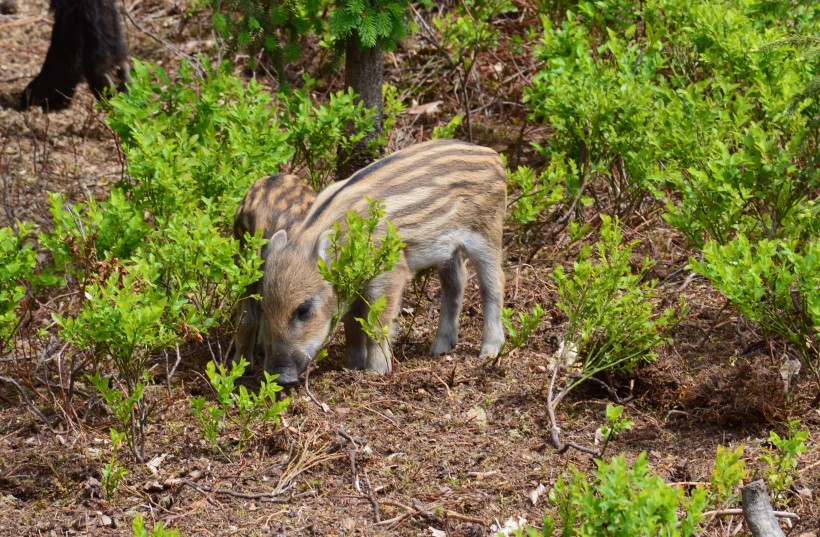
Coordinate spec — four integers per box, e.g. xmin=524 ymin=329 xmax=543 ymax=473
xmin=293 ymin=301 xmax=313 ymax=322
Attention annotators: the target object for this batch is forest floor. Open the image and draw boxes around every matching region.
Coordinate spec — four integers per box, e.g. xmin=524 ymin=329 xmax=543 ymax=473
xmin=0 ymin=1 xmax=818 ymax=535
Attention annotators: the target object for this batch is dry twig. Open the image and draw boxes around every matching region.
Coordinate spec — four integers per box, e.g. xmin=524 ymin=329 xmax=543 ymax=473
xmin=0 ymin=374 xmax=65 ymax=434
xmin=180 ymin=479 xmax=288 ymax=503
xmin=337 ymin=424 xmax=380 ymax=523
xmin=373 ymin=499 xmax=486 ymax=531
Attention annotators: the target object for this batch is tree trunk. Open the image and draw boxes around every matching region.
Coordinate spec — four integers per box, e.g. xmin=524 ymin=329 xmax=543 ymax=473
xmin=336 ymin=35 xmax=384 ymax=181
xmin=741 ymin=479 xmax=786 ymax=537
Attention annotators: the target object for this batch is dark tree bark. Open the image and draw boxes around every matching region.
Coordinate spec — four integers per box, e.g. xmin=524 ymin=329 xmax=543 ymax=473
xmin=335 ymin=35 xmax=384 ymax=181
xmin=22 ymin=0 xmax=130 ymax=111
xmin=741 ymin=479 xmax=786 ymax=537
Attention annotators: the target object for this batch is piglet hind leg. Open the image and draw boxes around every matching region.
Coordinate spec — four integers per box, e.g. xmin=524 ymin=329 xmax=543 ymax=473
xmin=430 ymin=249 xmax=468 ymax=356
xmin=464 ymin=235 xmax=505 ymax=359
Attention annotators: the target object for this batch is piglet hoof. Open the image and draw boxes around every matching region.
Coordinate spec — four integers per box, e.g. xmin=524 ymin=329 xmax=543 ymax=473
xmin=429 ymin=336 xmax=456 ymax=357
xmin=478 ymin=340 xmax=503 ymax=360
xmin=364 ymin=347 xmax=392 ymax=375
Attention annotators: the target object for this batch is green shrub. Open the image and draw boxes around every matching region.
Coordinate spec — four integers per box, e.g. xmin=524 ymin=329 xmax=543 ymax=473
xmin=553 ymin=216 xmax=679 ymax=391
xmin=317 ymin=198 xmax=405 ymax=346
xmin=281 ymin=78 xmax=382 ymax=190
xmin=523 ymin=0 xmax=819 ymax=370
xmin=132 ymin=514 xmax=180 ymax=537
xmin=547 ymin=453 xmax=707 ymax=536
xmin=710 ymin=446 xmax=746 ymax=507
xmin=39 ymin=191 xmax=149 ymax=284
xmin=101 ymin=428 xmax=129 ymax=500
xmin=433 ymin=0 xmax=517 ymax=71
xmin=55 ymin=265 xmax=180 ymax=459
xmin=499 ymin=304 xmax=545 ymax=358
xmin=525 ymin=11 xmax=667 ymax=218
xmin=515 ymin=438 xmax=806 ymax=536
xmin=106 ymin=59 xmax=293 ymax=223
xmin=189 ymin=359 xmax=290 ymax=452
xmin=692 ymin=236 xmax=819 ymax=370
xmin=506 ymin=163 xmax=570 ymax=245
xmin=761 ymin=419 xmax=809 ymax=504
xmin=662 ymin=119 xmax=818 ymax=250
xmin=0 ymin=224 xmax=39 ymax=348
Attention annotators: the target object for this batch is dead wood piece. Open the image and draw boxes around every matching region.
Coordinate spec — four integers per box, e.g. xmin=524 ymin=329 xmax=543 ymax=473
xmin=741 ymin=479 xmax=787 ymax=537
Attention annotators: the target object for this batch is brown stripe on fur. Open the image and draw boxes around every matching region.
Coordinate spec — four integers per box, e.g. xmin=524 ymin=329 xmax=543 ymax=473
xmin=303 ymin=142 xmax=502 ymax=228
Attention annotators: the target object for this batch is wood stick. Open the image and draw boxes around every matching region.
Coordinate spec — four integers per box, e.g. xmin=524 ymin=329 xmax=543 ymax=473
xmin=741 ymin=480 xmax=789 ymax=537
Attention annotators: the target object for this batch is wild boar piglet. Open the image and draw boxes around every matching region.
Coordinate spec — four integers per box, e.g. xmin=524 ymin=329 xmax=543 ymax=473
xmin=261 ymin=139 xmax=507 ymax=384
xmin=232 ymin=173 xmax=317 ymax=365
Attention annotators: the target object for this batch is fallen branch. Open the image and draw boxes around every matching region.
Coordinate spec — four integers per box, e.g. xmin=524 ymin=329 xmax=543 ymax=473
xmin=741 ymin=479 xmax=789 ymax=537
xmin=362 ymin=470 xmax=380 ymax=523
xmin=545 ymin=350 xmax=601 ymax=457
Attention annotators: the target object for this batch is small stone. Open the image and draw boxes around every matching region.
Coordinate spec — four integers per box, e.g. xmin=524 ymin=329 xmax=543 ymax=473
xmin=529 ymin=483 xmax=546 ymax=506
xmin=466 ymin=407 xmax=488 ymax=428
xmin=84 ymin=477 xmax=102 ymax=499
xmin=144 ymin=480 xmax=164 ymax=492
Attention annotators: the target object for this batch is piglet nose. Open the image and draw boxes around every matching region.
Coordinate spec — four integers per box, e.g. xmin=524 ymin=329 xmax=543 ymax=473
xmin=270 ymin=368 xmax=300 ymax=386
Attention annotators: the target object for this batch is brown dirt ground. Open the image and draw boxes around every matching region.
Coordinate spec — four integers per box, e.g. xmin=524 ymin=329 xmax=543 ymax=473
xmin=1 ymin=1 xmax=818 ymax=535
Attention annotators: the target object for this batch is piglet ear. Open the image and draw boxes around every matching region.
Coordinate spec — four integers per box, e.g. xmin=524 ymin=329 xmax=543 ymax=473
xmin=315 ymin=229 xmax=333 ymax=266
xmin=267 ymin=229 xmax=288 ymax=260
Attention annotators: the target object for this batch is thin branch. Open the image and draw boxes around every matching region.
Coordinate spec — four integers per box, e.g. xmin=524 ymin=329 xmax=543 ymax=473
xmin=119 ymin=0 xmax=204 ymax=79
xmin=702 ymin=508 xmax=797 ymax=520
xmin=0 ymin=375 xmax=65 ymax=434
xmin=302 ymin=362 xmax=328 ymax=412
xmin=181 ymin=480 xmax=289 ymax=502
